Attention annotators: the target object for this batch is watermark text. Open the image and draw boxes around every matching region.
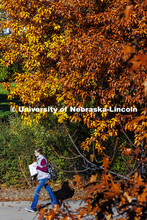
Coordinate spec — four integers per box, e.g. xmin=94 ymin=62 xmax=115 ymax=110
xmin=10 ymin=106 xmax=137 ymax=113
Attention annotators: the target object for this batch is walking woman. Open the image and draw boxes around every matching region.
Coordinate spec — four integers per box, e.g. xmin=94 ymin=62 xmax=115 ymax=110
xmin=25 ymin=147 xmax=58 ymax=212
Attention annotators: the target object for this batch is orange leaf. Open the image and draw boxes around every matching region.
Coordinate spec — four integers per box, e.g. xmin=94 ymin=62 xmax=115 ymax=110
xmin=115 ymin=219 xmax=127 ymax=220
xmin=90 ymin=174 xmax=97 ymax=183
xmin=106 ymin=214 xmax=112 ymax=220
xmin=124 ymin=5 xmax=133 ymax=21
xmin=134 ymin=173 xmax=144 ymax=185
xmin=38 ymin=208 xmax=46 ymax=220
xmin=102 ymin=157 xmax=110 ymax=172
xmin=105 ymin=192 xmax=115 ymax=199
xmin=102 ymin=174 xmax=110 ymax=185
xmin=90 ymin=154 xmax=94 ymax=162
xmin=111 ymin=182 xmax=121 ymax=196
xmin=143 ymin=78 xmax=147 ymax=96
xmin=123 ymin=192 xmax=132 ymax=203
xmin=130 ymin=54 xmax=147 ymax=70
xmin=138 ymin=54 xmax=147 ymax=68
xmin=139 ymin=188 xmax=147 ymax=203
xmin=134 ymin=148 xmax=141 ymax=155
xmin=123 ymin=45 xmax=135 ymax=60
xmin=73 ymin=174 xmax=81 ymax=186
xmin=123 ymin=148 xmax=132 ymax=156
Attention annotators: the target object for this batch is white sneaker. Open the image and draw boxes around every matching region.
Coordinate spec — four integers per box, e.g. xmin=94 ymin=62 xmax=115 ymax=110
xmin=25 ymin=207 xmax=36 ymax=213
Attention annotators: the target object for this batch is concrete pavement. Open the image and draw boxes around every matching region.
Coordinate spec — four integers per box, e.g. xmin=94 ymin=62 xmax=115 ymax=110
xmin=0 ymin=200 xmax=96 ymax=220
xmin=0 ymin=200 xmax=127 ymax=220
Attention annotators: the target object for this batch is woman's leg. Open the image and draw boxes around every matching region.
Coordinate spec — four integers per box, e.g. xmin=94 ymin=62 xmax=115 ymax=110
xmin=31 ymin=179 xmax=46 ymax=210
xmin=44 ymin=183 xmax=58 ymax=205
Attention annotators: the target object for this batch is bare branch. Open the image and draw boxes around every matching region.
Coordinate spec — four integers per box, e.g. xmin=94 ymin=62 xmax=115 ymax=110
xmin=63 ymin=123 xmax=96 ymax=167
xmin=92 ymin=140 xmax=99 ymax=164
xmin=50 ymin=144 xmax=81 ymax=160
xmin=110 ymin=138 xmax=118 ymax=164
xmin=50 ymin=160 xmax=91 ymax=173
xmin=67 ymin=146 xmax=79 ymax=156
xmin=64 ymin=123 xmax=130 ymax=181
xmin=119 ymin=121 xmax=136 ymax=148
xmin=95 ymin=165 xmax=130 ymax=180
xmin=18 ymin=156 xmax=31 ymax=187
xmin=126 ymin=164 xmax=140 ymax=177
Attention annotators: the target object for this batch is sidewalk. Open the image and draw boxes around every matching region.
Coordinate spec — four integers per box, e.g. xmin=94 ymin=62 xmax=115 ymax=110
xmin=0 ymin=199 xmax=127 ymax=220
xmin=0 ymin=200 xmax=95 ymax=220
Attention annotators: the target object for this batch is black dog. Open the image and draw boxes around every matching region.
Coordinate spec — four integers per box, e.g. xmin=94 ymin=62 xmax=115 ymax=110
xmin=53 ymin=181 xmax=74 ymax=206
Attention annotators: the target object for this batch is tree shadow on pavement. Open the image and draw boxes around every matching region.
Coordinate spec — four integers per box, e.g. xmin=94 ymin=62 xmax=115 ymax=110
xmin=38 ymin=181 xmax=75 ymax=211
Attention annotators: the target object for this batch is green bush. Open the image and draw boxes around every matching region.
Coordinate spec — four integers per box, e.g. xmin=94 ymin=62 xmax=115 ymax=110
xmin=0 ymin=62 xmax=24 ymax=82
xmin=0 ymin=114 xmax=85 ymax=186
xmin=0 ymin=65 xmax=10 ymax=82
xmin=0 ymin=113 xmax=138 ymax=187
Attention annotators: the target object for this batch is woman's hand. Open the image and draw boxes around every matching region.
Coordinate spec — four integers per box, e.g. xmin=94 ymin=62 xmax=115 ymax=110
xmin=33 ymin=163 xmax=37 ymax=168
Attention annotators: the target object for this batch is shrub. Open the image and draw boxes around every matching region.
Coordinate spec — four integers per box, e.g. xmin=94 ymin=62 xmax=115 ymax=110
xmin=0 ymin=114 xmax=84 ymax=186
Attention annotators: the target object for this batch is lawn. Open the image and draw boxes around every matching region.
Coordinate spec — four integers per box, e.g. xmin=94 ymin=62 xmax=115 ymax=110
xmin=0 ymin=83 xmax=21 ymax=119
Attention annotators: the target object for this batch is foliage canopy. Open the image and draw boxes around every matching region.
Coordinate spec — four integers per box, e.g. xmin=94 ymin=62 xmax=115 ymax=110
xmin=0 ymin=0 xmax=146 ymax=219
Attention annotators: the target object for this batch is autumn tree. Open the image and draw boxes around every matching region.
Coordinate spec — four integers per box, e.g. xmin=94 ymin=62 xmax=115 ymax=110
xmin=0 ymin=0 xmax=146 ymax=219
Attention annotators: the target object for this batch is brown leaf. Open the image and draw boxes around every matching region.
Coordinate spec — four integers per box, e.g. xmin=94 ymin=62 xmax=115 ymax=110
xmin=106 ymin=214 xmax=112 ymax=220
xmin=139 ymin=188 xmax=147 ymax=203
xmin=63 ymin=217 xmax=72 ymax=220
xmin=123 ymin=45 xmax=135 ymax=60
xmin=89 ymin=174 xmax=97 ymax=183
xmin=116 ymin=219 xmax=127 ymax=220
xmin=143 ymin=78 xmax=147 ymax=96
xmin=102 ymin=157 xmax=110 ymax=172
xmin=105 ymin=192 xmax=115 ymax=199
xmin=73 ymin=174 xmax=82 ymax=186
xmin=111 ymin=182 xmax=121 ymax=196
xmin=134 ymin=173 xmax=144 ymax=185
xmin=134 ymin=148 xmax=141 ymax=156
xmin=131 ymin=54 xmax=147 ymax=70
xmin=123 ymin=192 xmax=132 ymax=203
xmin=138 ymin=54 xmax=147 ymax=68
xmin=38 ymin=208 xmax=46 ymax=220
xmin=141 ymin=157 xmax=147 ymax=163
xmin=102 ymin=174 xmax=110 ymax=185
xmin=124 ymin=5 xmax=133 ymax=21
xmin=90 ymin=154 xmax=94 ymax=162
xmin=84 ymin=184 xmax=102 ymax=198
xmin=123 ymin=148 xmax=132 ymax=156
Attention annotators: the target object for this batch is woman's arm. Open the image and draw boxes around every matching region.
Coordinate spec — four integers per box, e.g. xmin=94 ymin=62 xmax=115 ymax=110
xmin=36 ymin=159 xmax=48 ymax=172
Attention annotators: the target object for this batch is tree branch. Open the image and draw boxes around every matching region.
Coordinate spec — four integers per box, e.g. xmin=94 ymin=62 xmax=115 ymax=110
xmin=64 ymin=123 xmax=130 ymax=181
xmin=63 ymin=123 xmax=97 ymax=168
xmin=18 ymin=156 xmax=31 ymax=187
xmin=110 ymin=138 xmax=118 ymax=164
xmin=50 ymin=144 xmax=81 ymax=160
xmin=119 ymin=121 xmax=136 ymax=149
xmin=50 ymin=160 xmax=91 ymax=173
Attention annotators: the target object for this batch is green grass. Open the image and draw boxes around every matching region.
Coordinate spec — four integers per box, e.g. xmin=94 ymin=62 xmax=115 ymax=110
xmin=0 ymin=83 xmax=21 ymax=119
